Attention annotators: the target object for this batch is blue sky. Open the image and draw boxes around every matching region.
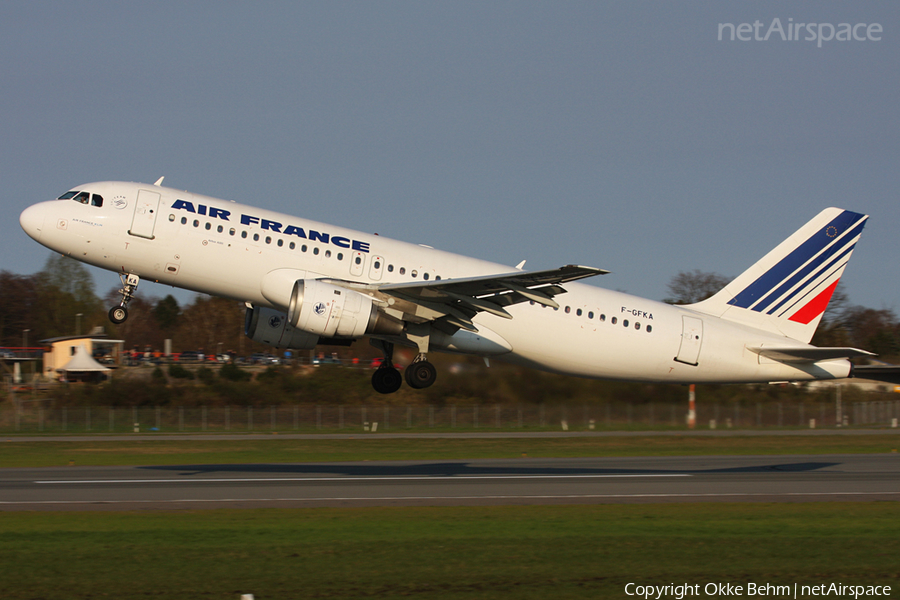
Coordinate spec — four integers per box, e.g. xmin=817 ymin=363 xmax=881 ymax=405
xmin=2 ymin=1 xmax=897 ymax=312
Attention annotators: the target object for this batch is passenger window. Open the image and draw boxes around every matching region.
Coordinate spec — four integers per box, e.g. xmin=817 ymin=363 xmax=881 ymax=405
xmin=435 ymin=276 xmax=441 ymax=281
xmin=588 ymin=311 xmax=594 ymax=319
xmin=635 ymin=323 xmax=641 ymax=330
xmin=388 ymin=265 xmax=394 ymax=272
xmin=217 ymin=225 xmax=224 ymax=233
xmin=241 ymin=231 xmax=247 ymax=239
xmin=302 ymin=245 xmax=307 ymax=252
xmin=374 ymin=260 xmax=381 ymax=269
xmin=229 ymin=228 xmax=235 ymax=236
xmin=181 ymin=217 xmax=187 ymax=225
xmin=600 ymin=314 xmax=606 ymax=322
xmin=313 ymin=247 xmax=319 ymax=255
xmin=253 ymin=233 xmax=259 ymax=241
xmin=337 ymin=253 xmax=343 ymax=261
xmin=646 ymin=325 xmax=653 ymax=333
xmin=355 ymin=256 xmax=362 ymax=265
xmin=412 ymin=270 xmax=418 ymax=278
xmin=265 ymin=236 xmax=271 ymax=244
xmin=576 ymin=308 xmax=582 ymax=317
xmin=91 ymin=195 xmax=103 ymax=207
xmin=325 ymin=250 xmax=331 ymax=258
xmin=611 ymin=317 xmax=617 ymax=324
xmin=565 ymin=306 xmax=571 ymax=314
xmin=623 ymin=319 xmax=629 ymax=328
xmin=289 ymin=241 xmax=295 ymax=249
xmin=193 ymin=220 xmax=199 ymax=227
xmin=399 ymin=267 xmax=406 ymax=275
xmin=205 ymin=223 xmax=211 ymax=230
xmin=168 ymin=214 xmax=175 ymax=222
xmin=423 ymin=273 xmax=429 ymax=280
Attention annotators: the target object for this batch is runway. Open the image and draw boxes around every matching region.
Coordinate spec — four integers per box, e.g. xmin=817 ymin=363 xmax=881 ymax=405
xmin=2 ymin=454 xmax=899 ymax=510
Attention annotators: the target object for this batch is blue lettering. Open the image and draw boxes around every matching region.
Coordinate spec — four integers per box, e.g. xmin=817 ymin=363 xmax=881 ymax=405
xmin=198 ymin=204 xmax=207 ymax=216
xmin=209 ymin=207 xmax=230 ymax=220
xmin=261 ymin=219 xmax=282 ymax=233
xmin=309 ymin=230 xmax=329 ymax=244
xmin=241 ymin=214 xmax=259 ymax=226
xmin=332 ymin=236 xmax=350 ymax=248
xmin=352 ymin=240 xmax=370 ymax=253
xmin=283 ymin=225 xmax=307 ymax=238
xmin=172 ymin=200 xmax=196 ymax=213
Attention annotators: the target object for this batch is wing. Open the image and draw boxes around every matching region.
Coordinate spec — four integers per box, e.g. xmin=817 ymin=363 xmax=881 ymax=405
xmin=322 ymin=264 xmax=607 ymax=333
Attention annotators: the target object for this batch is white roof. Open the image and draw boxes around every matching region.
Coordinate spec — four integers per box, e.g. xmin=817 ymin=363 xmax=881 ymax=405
xmin=58 ymin=345 xmax=111 ymax=372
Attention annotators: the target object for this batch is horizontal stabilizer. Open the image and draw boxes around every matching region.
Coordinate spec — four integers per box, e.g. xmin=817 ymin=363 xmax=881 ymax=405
xmin=749 ymin=346 xmax=875 ymax=363
xmin=850 ymin=364 xmax=900 ymax=385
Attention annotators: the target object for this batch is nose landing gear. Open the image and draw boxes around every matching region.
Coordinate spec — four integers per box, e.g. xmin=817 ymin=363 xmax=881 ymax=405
xmin=108 ymin=273 xmax=140 ymax=324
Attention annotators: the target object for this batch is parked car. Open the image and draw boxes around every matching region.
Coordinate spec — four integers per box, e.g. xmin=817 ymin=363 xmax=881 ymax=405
xmin=177 ymin=350 xmax=203 ymax=363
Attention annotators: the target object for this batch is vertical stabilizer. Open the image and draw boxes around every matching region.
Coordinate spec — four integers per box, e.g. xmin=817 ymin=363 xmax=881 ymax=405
xmin=688 ymin=207 xmax=868 ymax=343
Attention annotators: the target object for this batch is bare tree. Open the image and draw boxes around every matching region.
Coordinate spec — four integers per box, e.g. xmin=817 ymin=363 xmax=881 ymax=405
xmin=664 ymin=270 xmax=730 ymax=305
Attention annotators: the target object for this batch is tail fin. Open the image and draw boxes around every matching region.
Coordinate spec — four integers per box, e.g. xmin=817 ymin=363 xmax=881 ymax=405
xmin=689 ymin=207 xmax=868 ymax=343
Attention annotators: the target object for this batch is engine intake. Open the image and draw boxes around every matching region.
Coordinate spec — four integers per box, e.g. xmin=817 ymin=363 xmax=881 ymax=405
xmin=245 ymin=306 xmax=319 ymax=349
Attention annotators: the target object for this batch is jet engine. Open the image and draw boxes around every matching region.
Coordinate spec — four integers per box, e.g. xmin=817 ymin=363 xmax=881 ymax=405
xmin=287 ymin=279 xmax=402 ymax=338
xmin=244 ymin=306 xmax=319 ymax=349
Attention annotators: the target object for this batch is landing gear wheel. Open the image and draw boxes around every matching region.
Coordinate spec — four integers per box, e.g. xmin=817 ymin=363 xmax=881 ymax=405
xmin=372 ymin=366 xmax=403 ymax=394
xmin=109 ymin=306 xmax=128 ymax=324
xmin=404 ymin=360 xmax=437 ymax=389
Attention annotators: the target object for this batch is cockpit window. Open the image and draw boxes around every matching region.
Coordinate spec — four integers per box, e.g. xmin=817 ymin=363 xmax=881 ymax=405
xmin=73 ymin=192 xmax=90 ymax=204
xmin=58 ymin=191 xmax=79 ymax=200
xmin=91 ymin=195 xmax=103 ymax=207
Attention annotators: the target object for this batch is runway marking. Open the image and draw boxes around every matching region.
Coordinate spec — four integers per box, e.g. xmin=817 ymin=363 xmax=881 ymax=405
xmin=34 ymin=474 xmax=691 ymax=485
xmin=3 ymin=491 xmax=900 ymax=506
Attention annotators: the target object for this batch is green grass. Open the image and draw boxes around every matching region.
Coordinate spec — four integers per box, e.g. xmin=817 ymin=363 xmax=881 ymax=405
xmin=1 ymin=504 xmax=898 ymax=599
xmin=2 ymin=434 xmax=899 ymax=468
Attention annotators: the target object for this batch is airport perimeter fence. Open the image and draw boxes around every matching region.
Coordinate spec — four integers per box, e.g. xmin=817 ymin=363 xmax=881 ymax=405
xmin=1 ymin=400 xmax=899 ymax=433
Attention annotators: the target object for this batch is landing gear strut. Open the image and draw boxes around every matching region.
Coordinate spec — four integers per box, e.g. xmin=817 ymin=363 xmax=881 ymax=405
xmin=108 ymin=273 xmax=140 ymax=324
xmin=371 ymin=339 xmax=402 ymax=394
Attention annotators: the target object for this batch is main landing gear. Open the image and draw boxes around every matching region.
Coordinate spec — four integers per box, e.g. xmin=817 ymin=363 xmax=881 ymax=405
xmin=370 ymin=339 xmax=438 ymax=394
xmin=108 ymin=273 xmax=140 ymax=324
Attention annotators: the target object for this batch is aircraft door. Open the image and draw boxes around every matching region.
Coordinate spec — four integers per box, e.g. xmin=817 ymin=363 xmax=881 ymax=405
xmin=350 ymin=251 xmax=366 ymax=277
xmin=129 ymin=190 xmax=161 ymax=239
xmin=675 ymin=316 xmax=703 ymax=366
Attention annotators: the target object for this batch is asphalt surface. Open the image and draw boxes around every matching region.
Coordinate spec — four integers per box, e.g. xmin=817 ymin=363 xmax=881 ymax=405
xmin=2 ymin=454 xmax=898 ymax=511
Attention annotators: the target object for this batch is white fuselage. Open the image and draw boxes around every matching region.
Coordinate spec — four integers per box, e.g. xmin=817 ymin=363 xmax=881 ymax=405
xmin=20 ymin=181 xmax=851 ymax=384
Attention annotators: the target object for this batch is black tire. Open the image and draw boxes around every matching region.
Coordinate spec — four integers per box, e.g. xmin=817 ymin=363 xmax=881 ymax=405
xmin=404 ymin=361 xmax=437 ymax=389
xmin=109 ymin=306 xmax=128 ymax=324
xmin=372 ymin=366 xmax=403 ymax=394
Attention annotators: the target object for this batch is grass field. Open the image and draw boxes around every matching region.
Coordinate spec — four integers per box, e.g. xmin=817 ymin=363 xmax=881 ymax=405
xmin=1 ymin=503 xmax=898 ymax=599
xmin=3 ymin=434 xmax=898 ymax=598
xmin=2 ymin=434 xmax=899 ymax=468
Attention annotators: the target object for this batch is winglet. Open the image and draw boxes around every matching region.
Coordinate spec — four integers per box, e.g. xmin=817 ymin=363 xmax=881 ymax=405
xmin=154 ymin=176 xmax=165 ymax=187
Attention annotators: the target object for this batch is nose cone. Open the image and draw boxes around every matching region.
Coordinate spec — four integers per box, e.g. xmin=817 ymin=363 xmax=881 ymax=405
xmin=19 ymin=203 xmax=46 ymax=241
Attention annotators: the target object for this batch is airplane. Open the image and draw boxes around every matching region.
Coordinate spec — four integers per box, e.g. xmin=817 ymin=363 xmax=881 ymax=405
xmin=18 ymin=178 xmax=884 ymax=393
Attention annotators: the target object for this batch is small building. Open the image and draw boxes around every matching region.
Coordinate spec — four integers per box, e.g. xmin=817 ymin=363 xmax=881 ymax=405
xmin=41 ymin=331 xmax=124 ymax=380
xmin=57 ymin=345 xmax=112 ymax=383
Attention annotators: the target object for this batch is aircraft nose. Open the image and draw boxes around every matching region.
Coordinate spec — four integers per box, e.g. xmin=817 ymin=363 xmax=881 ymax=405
xmin=19 ymin=203 xmax=45 ymax=241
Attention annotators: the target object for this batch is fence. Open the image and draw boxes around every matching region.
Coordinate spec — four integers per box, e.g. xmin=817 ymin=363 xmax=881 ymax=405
xmin=2 ymin=400 xmax=899 ymax=433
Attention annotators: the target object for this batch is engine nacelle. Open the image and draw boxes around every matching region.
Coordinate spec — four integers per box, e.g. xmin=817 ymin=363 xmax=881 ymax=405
xmin=287 ymin=279 xmax=404 ymax=339
xmin=287 ymin=279 xmax=373 ymax=338
xmin=244 ymin=306 xmax=319 ymax=349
